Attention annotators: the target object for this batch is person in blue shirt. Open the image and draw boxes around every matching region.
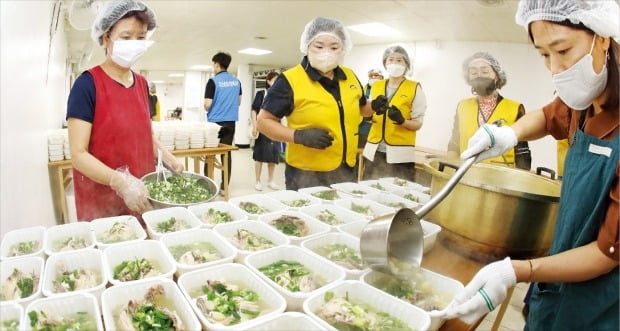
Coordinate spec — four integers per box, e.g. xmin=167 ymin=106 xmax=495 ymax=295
xmin=203 ymin=52 xmax=242 ymax=193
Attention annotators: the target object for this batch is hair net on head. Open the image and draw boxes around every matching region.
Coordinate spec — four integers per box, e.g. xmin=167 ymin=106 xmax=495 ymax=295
xmin=299 ymin=17 xmax=352 ymax=54
xmin=368 ymin=68 xmax=383 ymax=75
xmin=382 ymin=45 xmax=411 ymax=70
xmin=515 ymin=0 xmax=619 ymax=42
xmin=91 ymin=0 xmax=157 ymax=46
xmin=462 ymin=52 xmax=508 ymax=89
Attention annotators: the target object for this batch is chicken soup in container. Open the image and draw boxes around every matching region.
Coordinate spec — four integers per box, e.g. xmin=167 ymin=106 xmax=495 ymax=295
xmin=213 ymin=220 xmax=290 ymax=264
xmin=0 ymin=226 xmax=46 ymax=260
xmin=229 ymin=194 xmax=288 ymax=220
xmin=0 ymin=256 xmax=44 ymax=309
xmin=258 ymin=211 xmax=330 ymax=246
xmin=188 ymin=200 xmax=248 ymax=228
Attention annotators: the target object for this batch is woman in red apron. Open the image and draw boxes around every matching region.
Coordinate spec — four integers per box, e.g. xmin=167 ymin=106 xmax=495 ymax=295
xmin=67 ymin=0 xmax=182 ymax=221
xmin=438 ymin=1 xmax=619 ymax=329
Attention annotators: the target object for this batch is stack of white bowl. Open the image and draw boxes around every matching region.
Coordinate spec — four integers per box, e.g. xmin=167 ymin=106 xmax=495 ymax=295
xmin=62 ymin=130 xmax=71 ymax=160
xmin=189 ymin=125 xmax=205 ymax=149
xmin=47 ymin=129 xmax=66 ymax=162
xmin=174 ymin=127 xmax=190 ymax=150
xmin=158 ymin=126 xmax=175 ymax=150
xmin=205 ymin=122 xmax=221 ymax=147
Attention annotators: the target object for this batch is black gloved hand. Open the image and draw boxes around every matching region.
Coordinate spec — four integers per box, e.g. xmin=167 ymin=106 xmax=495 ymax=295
xmin=371 ymin=95 xmax=389 ymax=115
xmin=293 ymin=128 xmax=334 ymax=149
xmin=387 ymin=105 xmax=405 ymax=125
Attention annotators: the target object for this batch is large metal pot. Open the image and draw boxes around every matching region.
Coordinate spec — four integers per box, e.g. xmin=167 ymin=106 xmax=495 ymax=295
xmin=423 ymin=158 xmax=561 ymax=262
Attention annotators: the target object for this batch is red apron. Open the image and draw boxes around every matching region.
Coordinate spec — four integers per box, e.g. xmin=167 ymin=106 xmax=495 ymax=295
xmin=73 ymin=66 xmax=155 ymax=221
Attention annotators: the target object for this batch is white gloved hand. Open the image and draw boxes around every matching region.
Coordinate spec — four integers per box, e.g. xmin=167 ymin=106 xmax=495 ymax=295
xmin=109 ymin=166 xmax=151 ymax=213
xmin=460 ymin=125 xmax=517 ymax=162
xmin=443 ymin=257 xmax=517 ymax=324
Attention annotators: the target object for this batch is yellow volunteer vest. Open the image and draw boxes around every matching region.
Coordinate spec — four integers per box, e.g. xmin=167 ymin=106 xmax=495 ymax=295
xmin=283 ymin=65 xmax=363 ymax=171
xmin=457 ymin=97 xmax=521 ymax=167
xmin=367 ymin=79 xmax=418 ymax=146
xmin=557 ymin=138 xmax=569 ymax=177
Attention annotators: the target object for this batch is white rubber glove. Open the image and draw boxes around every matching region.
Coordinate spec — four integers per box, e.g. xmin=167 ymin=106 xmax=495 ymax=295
xmin=461 ymin=125 xmax=517 ymax=162
xmin=443 ymin=257 xmax=516 ymax=324
xmin=109 ymin=166 xmax=151 ymax=213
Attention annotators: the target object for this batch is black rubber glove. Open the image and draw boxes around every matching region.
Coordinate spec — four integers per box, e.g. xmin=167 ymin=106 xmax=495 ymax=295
xmin=387 ymin=105 xmax=405 ymax=125
xmin=293 ymin=128 xmax=334 ymax=149
xmin=371 ymin=95 xmax=389 ymax=115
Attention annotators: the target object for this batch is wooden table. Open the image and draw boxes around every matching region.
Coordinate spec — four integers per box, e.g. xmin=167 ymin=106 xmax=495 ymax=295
xmin=47 ymin=144 xmax=238 ymax=223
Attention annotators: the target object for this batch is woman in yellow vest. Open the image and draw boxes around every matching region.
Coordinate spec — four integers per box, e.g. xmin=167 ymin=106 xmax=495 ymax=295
xmin=257 ymin=17 xmax=374 ymax=190
xmin=447 ymin=52 xmax=531 ymax=169
xmin=362 ymin=45 xmax=427 ymax=181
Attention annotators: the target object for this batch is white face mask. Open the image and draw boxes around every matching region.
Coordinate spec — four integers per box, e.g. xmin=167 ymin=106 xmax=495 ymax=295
xmin=368 ymin=78 xmax=379 ymax=86
xmin=111 ymin=40 xmax=154 ymax=68
xmin=308 ymin=51 xmax=340 ymax=73
xmin=551 ymin=36 xmax=607 ymax=110
xmin=386 ymin=64 xmax=406 ymax=77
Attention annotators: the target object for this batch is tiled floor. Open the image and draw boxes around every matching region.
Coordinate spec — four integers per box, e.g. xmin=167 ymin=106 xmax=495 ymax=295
xmin=189 ymin=147 xmax=527 ymax=330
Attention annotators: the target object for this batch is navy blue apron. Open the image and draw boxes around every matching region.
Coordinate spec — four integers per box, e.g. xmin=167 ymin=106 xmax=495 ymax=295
xmin=525 ymin=110 xmax=619 ymax=331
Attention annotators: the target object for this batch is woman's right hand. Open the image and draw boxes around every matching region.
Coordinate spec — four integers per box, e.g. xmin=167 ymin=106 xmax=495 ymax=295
xmin=109 ymin=167 xmax=152 ymax=213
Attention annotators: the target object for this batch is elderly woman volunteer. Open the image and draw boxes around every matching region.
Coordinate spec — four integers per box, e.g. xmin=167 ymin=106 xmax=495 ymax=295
xmin=67 ymin=0 xmax=182 ymax=221
xmin=438 ymin=1 xmax=619 ymax=330
xmin=447 ymin=52 xmax=531 ymax=170
xmin=362 ymin=45 xmax=427 ymax=180
xmin=258 ymin=17 xmax=374 ymax=190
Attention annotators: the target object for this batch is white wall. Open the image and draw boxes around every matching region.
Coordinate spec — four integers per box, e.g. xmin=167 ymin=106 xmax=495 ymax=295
xmin=344 ymin=41 xmax=559 ymax=172
xmin=155 ymin=83 xmax=185 ymax=120
xmin=1 ymin=0 xmax=69 ymax=237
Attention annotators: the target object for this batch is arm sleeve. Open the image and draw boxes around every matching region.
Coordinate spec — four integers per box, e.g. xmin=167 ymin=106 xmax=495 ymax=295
xmin=204 ymin=79 xmax=215 ymax=99
xmin=598 ymin=163 xmax=619 ymax=260
xmin=410 ymin=84 xmax=427 ymax=121
xmin=542 ymin=96 xmax=572 ymax=140
xmin=261 ymin=75 xmax=294 ymax=118
xmin=251 ymin=91 xmax=264 ymax=112
xmin=66 ymin=72 xmax=96 ymax=123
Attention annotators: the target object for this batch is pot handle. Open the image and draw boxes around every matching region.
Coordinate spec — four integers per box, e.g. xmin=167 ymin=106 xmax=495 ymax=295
xmin=536 ymin=167 xmax=556 ymax=180
xmin=438 ymin=161 xmax=459 ymax=173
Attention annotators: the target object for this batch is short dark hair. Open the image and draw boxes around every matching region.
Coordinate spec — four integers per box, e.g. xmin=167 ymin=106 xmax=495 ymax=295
xmin=528 ymin=20 xmax=618 ymax=111
xmin=212 ymin=52 xmax=232 ymax=70
xmin=265 ymin=71 xmax=280 ymax=88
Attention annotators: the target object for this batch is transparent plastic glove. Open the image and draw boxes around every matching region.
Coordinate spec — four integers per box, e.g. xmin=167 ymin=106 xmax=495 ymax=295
xmin=443 ymin=257 xmax=516 ymax=324
xmin=293 ymin=128 xmax=334 ymax=149
xmin=159 ymin=149 xmax=184 ymax=175
xmin=109 ymin=166 xmax=151 ymax=213
xmin=461 ymin=125 xmax=517 ymax=162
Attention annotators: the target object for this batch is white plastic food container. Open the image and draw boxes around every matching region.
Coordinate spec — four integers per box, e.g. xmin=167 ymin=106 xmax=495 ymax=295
xmin=44 ymin=222 xmax=95 ymax=256
xmin=177 ymin=263 xmax=286 ymax=330
xmin=334 ymin=198 xmax=394 ymax=220
xmin=300 ymin=233 xmax=368 ymax=280
xmin=361 ymin=269 xmax=463 ymax=331
xmin=1 ymin=301 xmax=23 ymax=330
xmin=299 ymin=204 xmax=367 ymax=232
xmin=264 ymin=190 xmax=321 ymax=210
xmin=1 ymin=226 xmax=46 ymax=260
xmin=159 ymin=228 xmax=236 ymax=276
xmin=101 ymin=277 xmax=200 ymax=331
xmin=213 ymin=220 xmax=290 ymax=264
xmin=240 ymin=311 xmax=325 ymax=330
xmin=0 ymin=256 xmax=44 ymax=308
xmin=421 ymin=220 xmax=442 ymax=254
xmin=188 ymin=200 xmax=248 ymax=228
xmin=91 ymin=215 xmax=147 ymax=249
xmin=303 ymin=280 xmax=431 ymax=331
xmin=337 ymin=220 xmax=369 ymax=238
xmin=298 ymin=186 xmax=351 ymax=203
xmin=330 ymin=181 xmax=382 ymax=198
xmin=23 ymin=292 xmax=103 ymax=331
xmin=392 ymin=188 xmax=431 ymax=204
xmin=142 ymin=206 xmax=202 ymax=240
xmin=245 ymin=245 xmax=346 ymax=311
xmin=258 ymin=211 xmax=330 ymax=246
xmin=378 ymin=177 xmax=427 ymax=192
xmin=102 ymin=240 xmax=176 ymax=285
xmin=229 ymin=194 xmax=288 ymax=220
xmin=366 ymin=192 xmax=420 ymax=212
xmin=358 ymin=179 xmax=391 ymax=192
xmin=41 ymin=249 xmax=107 ymax=301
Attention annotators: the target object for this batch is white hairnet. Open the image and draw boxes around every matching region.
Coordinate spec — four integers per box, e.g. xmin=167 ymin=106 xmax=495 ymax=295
xmin=368 ymin=68 xmax=383 ymax=76
xmin=299 ymin=17 xmax=352 ymax=54
xmin=91 ymin=0 xmax=157 ymax=46
xmin=462 ymin=51 xmax=507 ymax=89
xmin=382 ymin=45 xmax=411 ymax=70
xmin=515 ymin=0 xmax=619 ymax=42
